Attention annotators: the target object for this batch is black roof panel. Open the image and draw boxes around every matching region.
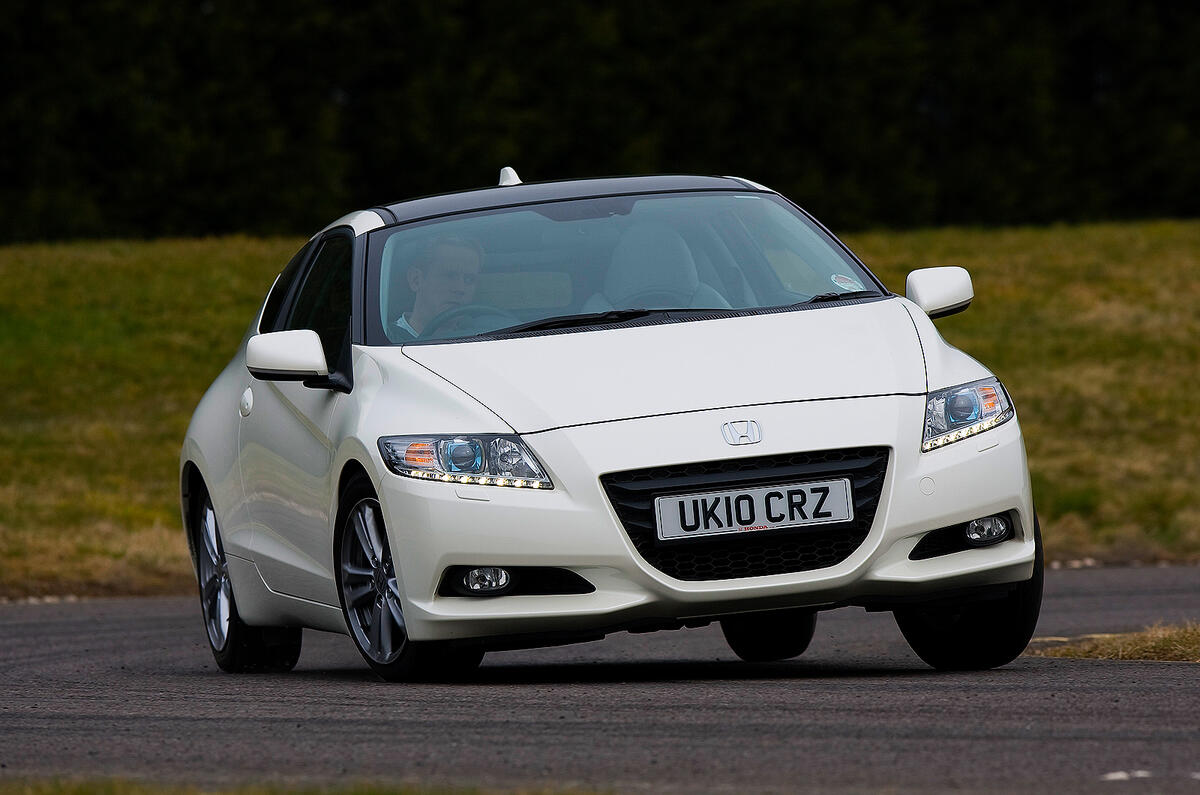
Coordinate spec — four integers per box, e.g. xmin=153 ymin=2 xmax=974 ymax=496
xmin=379 ymin=175 xmax=764 ymax=225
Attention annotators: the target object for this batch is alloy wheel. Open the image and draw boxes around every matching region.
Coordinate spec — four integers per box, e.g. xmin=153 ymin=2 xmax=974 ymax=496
xmin=340 ymin=497 xmax=406 ymax=664
xmin=197 ymin=497 xmax=232 ymax=652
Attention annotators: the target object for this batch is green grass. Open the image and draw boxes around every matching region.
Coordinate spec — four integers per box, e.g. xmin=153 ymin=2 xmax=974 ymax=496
xmin=848 ymin=221 xmax=1200 ymax=564
xmin=0 ymin=237 xmax=300 ymax=597
xmin=1028 ymin=622 xmax=1200 ymax=662
xmin=0 ymin=222 xmax=1197 ymax=597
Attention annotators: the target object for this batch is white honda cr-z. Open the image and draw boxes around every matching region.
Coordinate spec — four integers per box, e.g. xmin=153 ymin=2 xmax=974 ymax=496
xmin=180 ymin=172 xmax=1041 ymax=680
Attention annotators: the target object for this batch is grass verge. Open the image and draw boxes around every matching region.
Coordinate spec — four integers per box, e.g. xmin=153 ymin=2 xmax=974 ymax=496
xmin=1028 ymin=622 xmax=1200 ymax=662
xmin=851 ymin=221 xmax=1200 ymax=565
xmin=0 ymin=221 xmax=1197 ymax=597
xmin=0 ymin=237 xmax=299 ymax=598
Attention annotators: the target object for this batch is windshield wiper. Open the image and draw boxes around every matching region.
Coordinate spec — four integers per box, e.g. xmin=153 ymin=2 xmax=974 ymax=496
xmin=490 ymin=309 xmax=666 ymax=335
xmin=793 ymin=290 xmax=881 ymax=306
xmin=488 ymin=297 xmax=865 ymax=337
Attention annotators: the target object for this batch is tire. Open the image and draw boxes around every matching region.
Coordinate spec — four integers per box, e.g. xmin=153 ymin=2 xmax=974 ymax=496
xmin=894 ymin=516 xmax=1044 ymax=671
xmin=334 ymin=474 xmax=484 ymax=682
xmin=721 ymin=608 xmax=818 ymax=662
xmin=192 ymin=489 xmax=302 ymax=673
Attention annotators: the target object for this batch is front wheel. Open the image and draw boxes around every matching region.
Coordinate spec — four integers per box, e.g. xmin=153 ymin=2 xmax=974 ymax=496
xmin=193 ymin=490 xmax=301 ymax=673
xmin=894 ymin=517 xmax=1044 ymax=671
xmin=721 ymin=608 xmax=818 ymax=662
xmin=335 ymin=476 xmax=484 ymax=681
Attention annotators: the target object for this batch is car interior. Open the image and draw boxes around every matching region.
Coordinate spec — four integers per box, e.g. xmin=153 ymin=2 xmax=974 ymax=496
xmin=377 ymin=195 xmax=852 ymax=342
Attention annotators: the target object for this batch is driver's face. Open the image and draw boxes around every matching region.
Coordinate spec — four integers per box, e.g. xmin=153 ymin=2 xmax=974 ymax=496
xmin=409 ymin=244 xmax=481 ymax=321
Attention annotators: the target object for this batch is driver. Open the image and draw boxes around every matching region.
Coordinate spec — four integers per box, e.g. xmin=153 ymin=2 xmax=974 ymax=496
xmin=394 ymin=236 xmax=483 ymax=338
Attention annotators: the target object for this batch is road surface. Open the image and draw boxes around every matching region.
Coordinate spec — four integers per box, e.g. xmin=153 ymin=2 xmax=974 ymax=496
xmin=1 ymin=566 xmax=1197 ymax=793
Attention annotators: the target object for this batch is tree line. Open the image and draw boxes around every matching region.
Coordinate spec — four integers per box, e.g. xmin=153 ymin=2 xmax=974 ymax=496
xmin=2 ymin=0 xmax=1196 ymax=241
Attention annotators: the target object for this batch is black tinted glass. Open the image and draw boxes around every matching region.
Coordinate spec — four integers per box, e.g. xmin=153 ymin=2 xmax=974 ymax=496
xmin=284 ymin=234 xmax=353 ymax=365
xmin=259 ymin=240 xmax=314 ymax=332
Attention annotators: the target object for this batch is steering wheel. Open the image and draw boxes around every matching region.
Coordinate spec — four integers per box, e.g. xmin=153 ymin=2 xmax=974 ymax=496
xmin=612 ymin=288 xmax=694 ymax=310
xmin=419 ymin=304 xmax=519 ymax=339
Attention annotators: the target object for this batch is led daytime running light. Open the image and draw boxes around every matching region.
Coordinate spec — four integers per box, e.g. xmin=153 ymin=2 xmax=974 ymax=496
xmin=921 ymin=408 xmax=1014 ymax=452
xmin=378 ymin=434 xmax=553 ymax=489
xmin=399 ymin=469 xmax=548 ymax=488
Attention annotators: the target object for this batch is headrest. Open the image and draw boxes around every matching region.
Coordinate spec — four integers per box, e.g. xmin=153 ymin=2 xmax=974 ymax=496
xmin=604 ymin=223 xmax=699 ymax=304
xmin=384 ymin=263 xmax=414 ymax=326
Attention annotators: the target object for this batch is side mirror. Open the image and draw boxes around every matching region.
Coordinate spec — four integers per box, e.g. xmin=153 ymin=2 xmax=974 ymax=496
xmin=246 ymin=330 xmax=329 ymax=381
xmin=905 ymin=267 xmax=973 ymax=319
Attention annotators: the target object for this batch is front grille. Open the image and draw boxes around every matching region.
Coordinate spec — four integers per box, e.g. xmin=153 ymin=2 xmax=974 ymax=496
xmin=600 ymin=447 xmax=889 ymax=581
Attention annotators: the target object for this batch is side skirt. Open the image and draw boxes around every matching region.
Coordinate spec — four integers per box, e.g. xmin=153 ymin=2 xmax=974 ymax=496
xmin=226 ymin=554 xmax=347 ymax=634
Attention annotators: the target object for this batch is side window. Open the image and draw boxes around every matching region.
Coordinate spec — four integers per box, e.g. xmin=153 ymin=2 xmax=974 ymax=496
xmin=259 ymin=240 xmax=315 ymax=333
xmin=283 ymin=233 xmax=353 ymax=368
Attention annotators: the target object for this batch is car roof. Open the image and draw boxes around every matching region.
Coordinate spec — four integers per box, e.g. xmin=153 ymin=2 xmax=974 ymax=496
xmin=372 ymin=175 xmax=769 ymax=226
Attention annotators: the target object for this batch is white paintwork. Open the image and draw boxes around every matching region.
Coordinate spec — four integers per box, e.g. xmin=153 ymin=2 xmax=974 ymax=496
xmin=315 ymin=210 xmax=385 ymax=238
xmin=498 ymin=166 xmax=522 ymax=186
xmin=246 ymin=330 xmax=328 ymax=378
xmin=725 ymin=175 xmax=773 ymax=192
xmin=897 ymin=297 xmax=992 ymax=391
xmin=905 ymin=266 xmax=974 ymax=318
xmin=400 ymin=298 xmax=926 ymax=433
xmin=239 ymin=377 xmax=343 ymax=603
xmin=180 ymin=198 xmax=1035 ymax=655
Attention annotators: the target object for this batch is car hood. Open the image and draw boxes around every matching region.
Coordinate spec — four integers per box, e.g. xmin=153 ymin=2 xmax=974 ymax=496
xmin=394 ymin=298 xmax=927 ymax=433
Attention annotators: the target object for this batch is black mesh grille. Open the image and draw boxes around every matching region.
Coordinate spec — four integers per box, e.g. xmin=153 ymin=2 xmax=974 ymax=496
xmin=909 ymin=523 xmax=972 ymax=560
xmin=600 ymin=447 xmax=889 ymax=581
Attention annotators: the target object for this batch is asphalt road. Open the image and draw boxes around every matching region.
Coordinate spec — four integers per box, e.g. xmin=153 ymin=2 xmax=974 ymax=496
xmin=1 ymin=567 xmax=1197 ymax=793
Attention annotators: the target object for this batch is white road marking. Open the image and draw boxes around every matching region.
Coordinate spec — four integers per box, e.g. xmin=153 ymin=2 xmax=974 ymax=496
xmin=1100 ymin=770 xmax=1153 ymax=781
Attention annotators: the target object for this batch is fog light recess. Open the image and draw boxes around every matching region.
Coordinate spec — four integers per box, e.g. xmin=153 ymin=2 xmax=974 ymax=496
xmin=964 ymin=515 xmax=1011 ymax=547
xmin=462 ymin=567 xmax=512 ymax=594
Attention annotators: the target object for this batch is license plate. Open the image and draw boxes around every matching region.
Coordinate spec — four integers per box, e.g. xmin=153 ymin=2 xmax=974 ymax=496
xmin=654 ymin=478 xmax=853 ymax=541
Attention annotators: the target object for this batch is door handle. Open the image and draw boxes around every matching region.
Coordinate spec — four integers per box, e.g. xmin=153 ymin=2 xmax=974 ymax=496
xmin=239 ymin=387 xmax=254 ymax=417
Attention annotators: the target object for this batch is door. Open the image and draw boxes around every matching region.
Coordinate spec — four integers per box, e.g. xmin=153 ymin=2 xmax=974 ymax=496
xmin=240 ymin=231 xmax=354 ymax=605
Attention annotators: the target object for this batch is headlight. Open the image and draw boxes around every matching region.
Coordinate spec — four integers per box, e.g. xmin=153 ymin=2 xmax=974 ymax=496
xmin=378 ymin=434 xmax=553 ymax=489
xmin=922 ymin=377 xmax=1014 ymax=452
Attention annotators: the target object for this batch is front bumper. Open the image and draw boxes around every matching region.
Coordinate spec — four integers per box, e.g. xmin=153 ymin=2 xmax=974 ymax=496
xmin=378 ymin=394 xmax=1035 ymax=642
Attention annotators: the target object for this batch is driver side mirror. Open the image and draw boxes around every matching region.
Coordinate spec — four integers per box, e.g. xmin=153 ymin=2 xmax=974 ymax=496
xmin=905 ymin=267 xmax=974 ymax=319
xmin=246 ymin=330 xmax=329 ymax=381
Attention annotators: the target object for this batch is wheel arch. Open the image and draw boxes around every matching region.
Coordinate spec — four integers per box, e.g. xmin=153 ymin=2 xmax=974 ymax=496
xmin=333 ymin=457 xmax=379 ymax=542
xmin=338 ymin=458 xmax=374 ymax=499
xmin=180 ymin=460 xmax=207 ymax=577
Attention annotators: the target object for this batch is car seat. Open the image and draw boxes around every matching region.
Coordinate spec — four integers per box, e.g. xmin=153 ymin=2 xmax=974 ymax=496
xmin=580 ymin=223 xmax=733 ymax=312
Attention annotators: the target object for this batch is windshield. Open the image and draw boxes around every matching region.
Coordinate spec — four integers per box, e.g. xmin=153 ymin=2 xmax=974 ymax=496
xmin=364 ymin=191 xmax=883 ymax=344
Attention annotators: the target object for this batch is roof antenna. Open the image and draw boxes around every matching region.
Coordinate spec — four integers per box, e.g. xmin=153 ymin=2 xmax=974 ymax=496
xmin=498 ymin=166 xmax=522 ymax=186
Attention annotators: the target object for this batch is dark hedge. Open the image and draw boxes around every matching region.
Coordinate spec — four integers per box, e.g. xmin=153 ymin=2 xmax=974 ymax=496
xmin=2 ymin=0 xmax=1197 ymax=240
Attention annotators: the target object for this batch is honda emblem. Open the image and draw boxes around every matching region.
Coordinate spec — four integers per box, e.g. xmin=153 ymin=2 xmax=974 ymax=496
xmin=721 ymin=420 xmax=762 ymax=446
